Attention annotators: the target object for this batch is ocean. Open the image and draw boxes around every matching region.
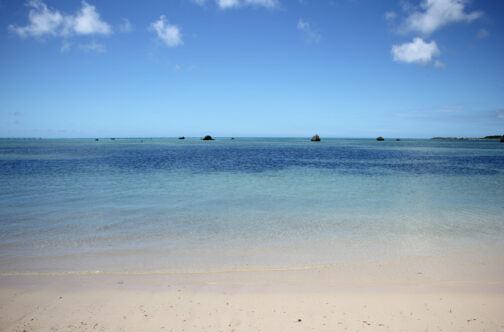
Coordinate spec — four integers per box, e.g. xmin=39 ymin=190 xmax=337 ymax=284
xmin=1 ymin=138 xmax=503 ymax=273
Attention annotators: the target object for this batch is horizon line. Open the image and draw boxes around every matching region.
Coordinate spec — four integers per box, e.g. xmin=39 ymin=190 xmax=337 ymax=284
xmin=0 ymin=136 xmax=496 ymax=140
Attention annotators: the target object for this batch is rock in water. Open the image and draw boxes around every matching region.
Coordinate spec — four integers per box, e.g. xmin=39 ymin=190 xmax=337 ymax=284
xmin=178 ymin=136 xmax=185 ymax=140
xmin=202 ymin=135 xmax=214 ymax=141
xmin=376 ymin=136 xmax=384 ymax=141
xmin=311 ymin=134 xmax=321 ymax=142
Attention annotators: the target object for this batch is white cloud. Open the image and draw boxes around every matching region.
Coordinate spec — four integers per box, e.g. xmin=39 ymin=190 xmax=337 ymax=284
xmin=79 ymin=40 xmax=106 ymax=53
xmin=401 ymin=0 xmax=483 ymax=35
xmin=73 ymin=1 xmax=111 ymax=35
xmin=150 ymin=15 xmax=183 ymax=47
xmin=297 ymin=19 xmax=321 ymax=44
xmin=119 ymin=18 xmax=133 ymax=33
xmin=391 ymin=37 xmax=440 ymax=65
xmin=217 ymin=0 xmax=240 ymax=9
xmin=214 ymin=0 xmax=278 ymax=9
xmin=9 ymin=0 xmax=112 ymax=38
xmin=9 ymin=0 xmax=65 ymax=38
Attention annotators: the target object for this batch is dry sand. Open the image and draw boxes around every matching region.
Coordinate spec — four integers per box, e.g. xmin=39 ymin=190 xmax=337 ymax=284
xmin=1 ymin=256 xmax=504 ymax=331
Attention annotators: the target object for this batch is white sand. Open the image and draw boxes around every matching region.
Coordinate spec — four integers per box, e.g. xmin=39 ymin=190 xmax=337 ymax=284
xmin=1 ymin=256 xmax=504 ymax=331
xmin=2 ymin=287 xmax=503 ymax=331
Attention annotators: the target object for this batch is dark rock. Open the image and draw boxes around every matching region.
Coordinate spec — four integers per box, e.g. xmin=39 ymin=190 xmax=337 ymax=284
xmin=202 ymin=135 xmax=214 ymax=141
xmin=178 ymin=136 xmax=185 ymax=140
xmin=376 ymin=136 xmax=384 ymax=141
xmin=231 ymin=137 xmax=235 ymax=140
xmin=95 ymin=138 xmax=99 ymax=141
xmin=396 ymin=139 xmax=400 ymax=141
xmin=311 ymin=134 xmax=321 ymax=142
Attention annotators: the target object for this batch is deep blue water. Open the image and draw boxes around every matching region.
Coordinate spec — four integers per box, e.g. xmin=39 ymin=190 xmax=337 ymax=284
xmin=1 ymin=138 xmax=502 ymax=176
xmin=0 ymin=138 xmax=503 ymax=272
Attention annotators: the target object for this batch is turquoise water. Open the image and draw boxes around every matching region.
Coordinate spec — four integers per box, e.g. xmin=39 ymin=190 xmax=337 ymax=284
xmin=0 ymin=138 xmax=503 ymax=273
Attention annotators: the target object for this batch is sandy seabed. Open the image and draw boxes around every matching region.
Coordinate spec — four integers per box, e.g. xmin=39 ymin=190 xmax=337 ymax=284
xmin=1 ymin=255 xmax=504 ymax=331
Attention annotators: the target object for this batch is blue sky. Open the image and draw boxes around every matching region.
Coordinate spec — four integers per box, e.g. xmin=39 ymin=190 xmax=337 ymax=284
xmin=1 ymin=0 xmax=503 ymax=138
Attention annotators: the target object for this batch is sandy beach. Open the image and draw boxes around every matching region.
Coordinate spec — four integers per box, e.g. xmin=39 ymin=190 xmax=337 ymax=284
xmin=2 ymin=255 xmax=503 ymax=332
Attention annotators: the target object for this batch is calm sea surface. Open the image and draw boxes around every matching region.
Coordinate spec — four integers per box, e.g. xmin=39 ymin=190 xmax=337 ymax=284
xmin=1 ymin=138 xmax=503 ymax=273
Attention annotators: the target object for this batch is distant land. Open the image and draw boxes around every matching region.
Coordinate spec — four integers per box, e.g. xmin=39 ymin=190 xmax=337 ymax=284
xmin=432 ymin=135 xmax=504 ymax=140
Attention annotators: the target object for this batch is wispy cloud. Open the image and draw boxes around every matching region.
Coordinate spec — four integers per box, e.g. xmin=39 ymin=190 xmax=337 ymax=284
xmin=391 ymin=37 xmax=440 ymax=65
xmin=477 ymin=28 xmax=489 ymax=38
xmin=119 ymin=18 xmax=133 ymax=33
xmin=396 ymin=106 xmax=504 ymax=123
xmin=192 ymin=0 xmax=279 ymax=9
xmin=191 ymin=0 xmax=207 ymax=5
xmin=150 ymin=15 xmax=183 ymax=47
xmin=244 ymin=0 xmax=278 ymax=8
xmin=216 ymin=0 xmax=240 ymax=9
xmin=60 ymin=40 xmax=71 ymax=53
xmin=385 ymin=11 xmax=397 ymax=21
xmin=434 ymin=59 xmax=446 ymax=69
xmin=79 ymin=40 xmax=106 ymax=53
xmin=297 ymin=19 xmax=321 ymax=44
xmin=9 ymin=0 xmax=112 ymax=38
xmin=399 ymin=0 xmax=483 ymax=35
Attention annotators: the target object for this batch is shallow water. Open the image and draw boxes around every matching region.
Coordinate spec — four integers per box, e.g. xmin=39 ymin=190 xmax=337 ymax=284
xmin=0 ymin=138 xmax=503 ymax=272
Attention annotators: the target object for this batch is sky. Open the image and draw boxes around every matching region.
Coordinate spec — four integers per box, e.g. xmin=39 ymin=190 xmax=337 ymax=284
xmin=0 ymin=0 xmax=503 ymax=138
